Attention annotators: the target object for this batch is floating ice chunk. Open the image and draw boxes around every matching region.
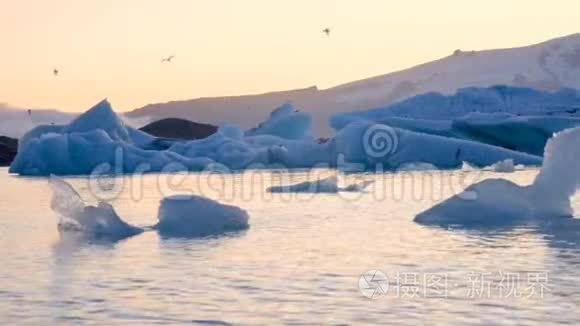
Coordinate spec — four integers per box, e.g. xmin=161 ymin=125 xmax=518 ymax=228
xmin=154 ymin=195 xmax=249 ymax=237
xmin=49 ymin=176 xmax=250 ymax=239
xmin=489 ymin=159 xmax=515 ymax=173
xmin=530 ymin=127 xmax=580 ymax=218
xmin=461 ymin=161 xmax=479 ymax=171
xmin=267 ymin=176 xmax=373 ymax=193
xmin=414 ymin=179 xmax=535 ymax=227
xmin=397 ymin=162 xmax=439 ymax=172
xmin=49 ymin=175 xmax=144 ymax=240
xmin=415 ymin=127 xmax=580 ymax=227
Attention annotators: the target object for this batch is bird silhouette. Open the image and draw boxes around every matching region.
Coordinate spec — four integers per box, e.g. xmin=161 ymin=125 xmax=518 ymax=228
xmin=53 ymin=69 xmax=59 ymax=77
xmin=161 ymin=55 xmax=175 ymax=63
xmin=323 ymin=28 xmax=331 ymax=36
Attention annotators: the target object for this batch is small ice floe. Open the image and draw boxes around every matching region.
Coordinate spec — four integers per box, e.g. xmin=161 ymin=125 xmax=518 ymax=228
xmin=267 ymin=176 xmax=373 ymax=193
xmin=154 ymin=195 xmax=249 ymax=237
xmin=461 ymin=161 xmax=479 ymax=171
xmin=415 ymin=127 xmax=580 ymax=227
xmin=49 ymin=176 xmax=249 ymax=240
xmin=397 ymin=162 xmax=438 ymax=172
xmin=49 ymin=175 xmax=144 ymax=241
xmin=489 ymin=159 xmax=515 ymax=173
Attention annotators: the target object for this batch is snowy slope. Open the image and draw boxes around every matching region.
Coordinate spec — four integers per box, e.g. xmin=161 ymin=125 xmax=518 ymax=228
xmin=329 ymin=34 xmax=580 ymax=109
xmin=126 ymin=33 xmax=580 ymax=135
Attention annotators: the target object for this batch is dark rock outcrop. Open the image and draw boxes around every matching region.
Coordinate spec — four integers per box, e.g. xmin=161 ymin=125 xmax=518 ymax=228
xmin=139 ymin=118 xmax=218 ymax=140
xmin=0 ymin=136 xmax=17 ymax=166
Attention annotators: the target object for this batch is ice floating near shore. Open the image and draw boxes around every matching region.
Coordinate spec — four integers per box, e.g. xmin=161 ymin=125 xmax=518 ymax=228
xmin=267 ymin=176 xmax=373 ymax=193
xmin=415 ymin=127 xmax=580 ymax=226
xmin=155 ymin=195 xmax=249 ymax=237
xmin=49 ymin=176 xmax=249 ymax=239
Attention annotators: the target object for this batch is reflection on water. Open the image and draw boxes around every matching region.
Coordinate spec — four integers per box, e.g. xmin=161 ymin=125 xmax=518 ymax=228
xmin=0 ymin=167 xmax=579 ymax=324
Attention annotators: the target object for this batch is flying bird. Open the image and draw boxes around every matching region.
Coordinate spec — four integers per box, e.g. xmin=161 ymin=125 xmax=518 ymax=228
xmin=323 ymin=28 xmax=330 ymax=36
xmin=161 ymin=55 xmax=175 ymax=63
xmin=53 ymin=69 xmax=59 ymax=77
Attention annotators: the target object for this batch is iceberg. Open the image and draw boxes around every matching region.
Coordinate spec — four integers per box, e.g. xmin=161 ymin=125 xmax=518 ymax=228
xmin=331 ymin=86 xmax=580 ymax=156
xmin=452 ymin=114 xmax=580 ymax=156
xmin=155 ymin=195 xmax=249 ymax=237
xmin=267 ymin=176 xmax=373 ymax=193
xmin=414 ymin=127 xmax=580 ymax=227
xmin=10 ymin=99 xmax=544 ymax=176
xmin=168 ymin=123 xmax=329 ymax=170
xmin=49 ymin=175 xmax=144 ymax=240
xmin=49 ymin=176 xmax=250 ymax=239
xmin=331 ymin=121 xmax=542 ymax=170
xmin=331 ymin=86 xmax=580 ymax=130
xmin=11 ymin=100 xmax=330 ymax=175
xmin=11 ymin=100 xmax=213 ymax=175
xmin=333 ymin=112 xmax=580 ymax=157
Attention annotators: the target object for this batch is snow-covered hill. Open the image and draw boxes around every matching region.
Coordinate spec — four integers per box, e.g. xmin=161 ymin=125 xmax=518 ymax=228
xmin=329 ymin=33 xmax=580 ymax=110
xmin=126 ymin=33 xmax=580 ymax=135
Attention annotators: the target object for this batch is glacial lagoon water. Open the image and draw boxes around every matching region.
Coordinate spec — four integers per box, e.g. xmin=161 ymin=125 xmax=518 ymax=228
xmin=0 ymin=167 xmax=579 ymax=325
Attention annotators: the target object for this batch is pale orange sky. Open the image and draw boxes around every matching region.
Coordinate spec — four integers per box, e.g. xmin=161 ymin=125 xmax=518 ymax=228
xmin=1 ymin=0 xmax=579 ymax=112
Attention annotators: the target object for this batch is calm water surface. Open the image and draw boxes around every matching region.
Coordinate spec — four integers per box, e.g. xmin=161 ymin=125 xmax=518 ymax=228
xmin=0 ymin=167 xmax=579 ymax=325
